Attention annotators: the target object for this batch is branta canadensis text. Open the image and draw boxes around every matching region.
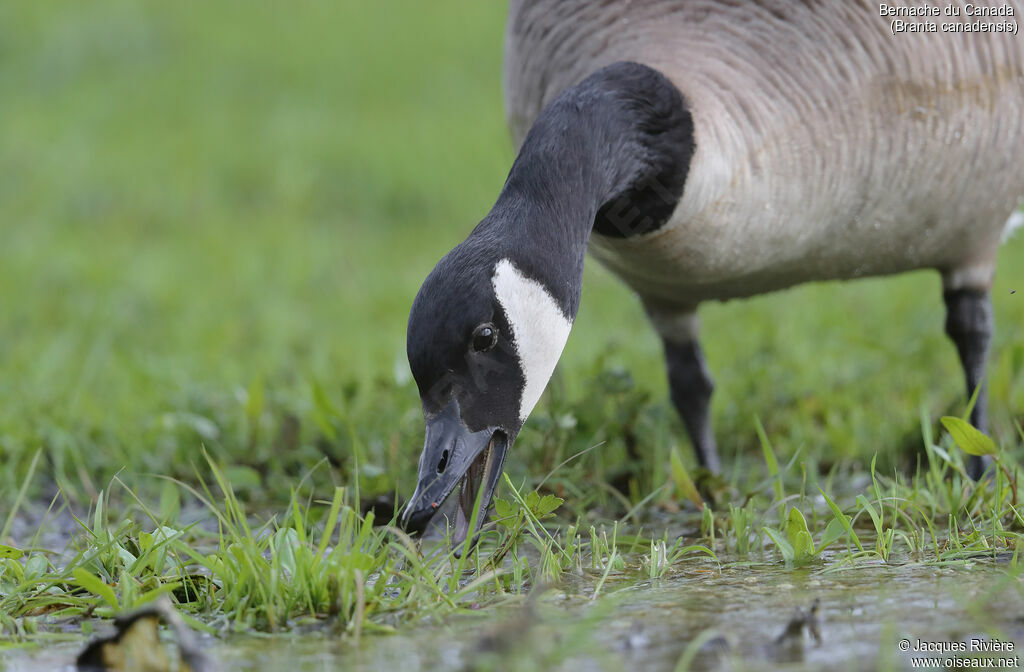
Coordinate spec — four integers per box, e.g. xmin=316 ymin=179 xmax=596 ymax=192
xmin=401 ymin=1 xmax=1024 ymax=542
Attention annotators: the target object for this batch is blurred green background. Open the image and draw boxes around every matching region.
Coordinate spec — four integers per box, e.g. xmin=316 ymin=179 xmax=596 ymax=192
xmin=1 ymin=1 xmax=1022 ymax=509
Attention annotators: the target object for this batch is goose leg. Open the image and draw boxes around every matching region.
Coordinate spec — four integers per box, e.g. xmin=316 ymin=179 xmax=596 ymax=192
xmin=647 ymin=309 xmax=720 ymax=473
xmin=942 ymin=283 xmax=994 ymax=479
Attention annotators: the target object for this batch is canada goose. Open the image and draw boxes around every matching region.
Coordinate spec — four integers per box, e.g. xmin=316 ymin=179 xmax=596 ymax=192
xmin=401 ymin=0 xmax=1024 ymax=541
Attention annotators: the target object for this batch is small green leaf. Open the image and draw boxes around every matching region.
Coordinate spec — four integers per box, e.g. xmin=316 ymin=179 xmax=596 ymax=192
xmin=0 ymin=545 xmax=23 ymax=560
xmin=929 ymin=444 xmax=955 ymax=466
xmin=792 ymin=530 xmax=815 ymax=562
xmin=152 ymin=526 xmax=183 ymax=544
xmin=940 ymin=416 xmax=997 ymax=456
xmin=818 ymin=517 xmax=846 ymax=551
xmin=493 ymin=497 xmax=513 ymax=520
xmin=93 ymin=491 xmax=105 ymax=535
xmin=273 ymin=528 xmax=301 ymax=578
xmin=785 ymin=507 xmax=811 ymax=546
xmin=763 ymin=527 xmax=795 ymax=562
xmin=785 ymin=508 xmax=816 ymax=561
xmin=73 ymin=568 xmax=119 ymax=609
xmin=536 ymin=494 xmax=563 ymax=517
xmin=819 ymin=488 xmax=863 ymax=552
xmin=114 ymin=542 xmax=137 ymax=568
xmin=25 ymin=554 xmax=48 ymax=579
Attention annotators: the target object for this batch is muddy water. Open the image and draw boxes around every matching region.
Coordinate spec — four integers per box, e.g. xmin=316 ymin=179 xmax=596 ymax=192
xmin=4 ymin=557 xmax=1022 ymax=672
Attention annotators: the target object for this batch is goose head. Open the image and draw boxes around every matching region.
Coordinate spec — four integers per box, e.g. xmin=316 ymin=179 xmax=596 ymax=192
xmin=401 ymin=235 xmax=573 ymax=544
xmin=399 ymin=61 xmax=692 ymax=544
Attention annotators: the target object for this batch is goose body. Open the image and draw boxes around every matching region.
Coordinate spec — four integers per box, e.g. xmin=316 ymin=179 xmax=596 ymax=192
xmin=505 ymin=0 xmax=1024 ymax=309
xmin=402 ymin=1 xmax=1024 ymax=540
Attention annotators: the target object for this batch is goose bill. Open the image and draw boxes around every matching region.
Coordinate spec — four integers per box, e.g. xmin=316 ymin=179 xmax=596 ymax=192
xmin=401 ymin=400 xmax=508 ymax=545
xmin=452 ymin=432 xmax=507 ymax=546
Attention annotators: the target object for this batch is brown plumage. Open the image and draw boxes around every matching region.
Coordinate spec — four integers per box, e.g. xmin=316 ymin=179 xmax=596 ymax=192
xmin=500 ymin=0 xmax=1021 ymax=475
xmin=505 ymin=0 xmax=1023 ymax=312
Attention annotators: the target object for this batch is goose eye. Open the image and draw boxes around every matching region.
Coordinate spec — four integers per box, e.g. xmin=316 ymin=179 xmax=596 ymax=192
xmin=471 ymin=323 xmax=498 ymax=352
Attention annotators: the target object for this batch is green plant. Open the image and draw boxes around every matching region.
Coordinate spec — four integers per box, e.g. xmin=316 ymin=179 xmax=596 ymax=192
xmin=763 ymin=506 xmax=847 ymax=566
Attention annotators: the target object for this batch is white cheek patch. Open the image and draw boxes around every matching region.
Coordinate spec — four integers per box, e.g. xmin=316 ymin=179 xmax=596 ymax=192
xmin=492 ymin=259 xmax=573 ymax=422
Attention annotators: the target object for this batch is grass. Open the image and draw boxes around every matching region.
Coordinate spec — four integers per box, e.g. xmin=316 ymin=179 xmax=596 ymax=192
xmin=2 ymin=410 xmax=1023 ymax=644
xmin=2 ymin=0 xmax=1024 ymax=666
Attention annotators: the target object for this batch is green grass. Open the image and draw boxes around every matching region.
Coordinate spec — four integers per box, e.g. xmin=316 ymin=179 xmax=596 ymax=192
xmin=2 ymin=411 xmax=1023 ymax=645
xmin=2 ymin=0 xmax=1024 ymax=665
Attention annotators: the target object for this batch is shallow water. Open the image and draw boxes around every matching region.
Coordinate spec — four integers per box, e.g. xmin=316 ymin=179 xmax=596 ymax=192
xmin=4 ymin=556 xmax=1023 ymax=672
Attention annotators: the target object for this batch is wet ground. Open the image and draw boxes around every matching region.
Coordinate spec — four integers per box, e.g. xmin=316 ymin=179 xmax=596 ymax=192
xmin=4 ymin=555 xmax=1022 ymax=672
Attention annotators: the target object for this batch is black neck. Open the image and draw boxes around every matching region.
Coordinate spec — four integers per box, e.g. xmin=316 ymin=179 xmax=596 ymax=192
xmin=471 ymin=62 xmax=694 ymax=318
